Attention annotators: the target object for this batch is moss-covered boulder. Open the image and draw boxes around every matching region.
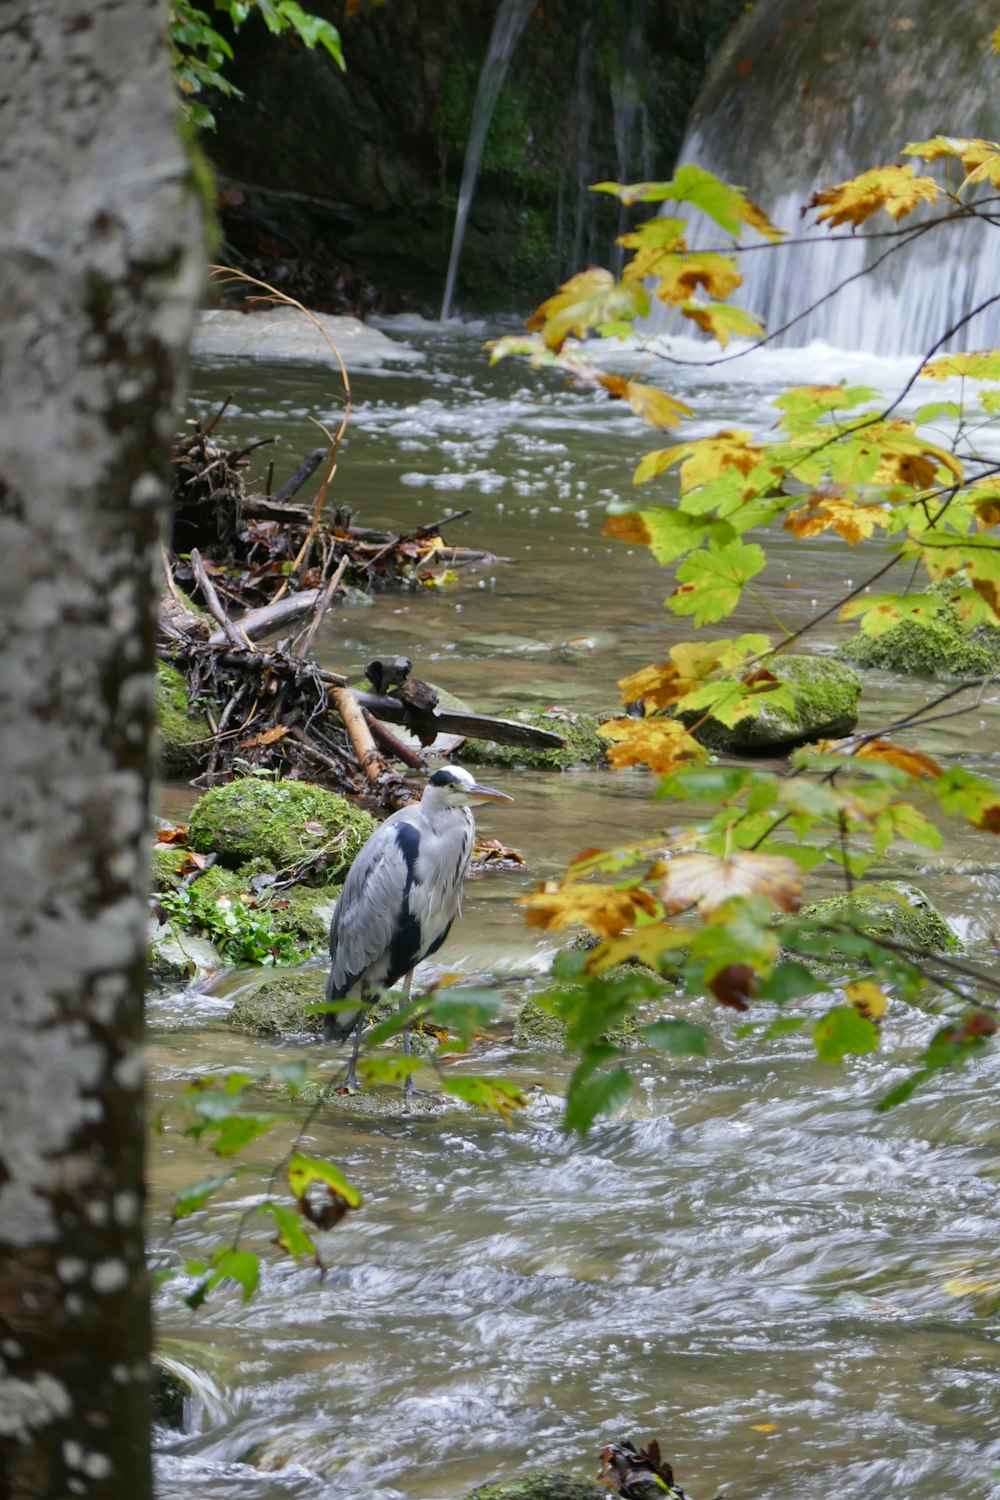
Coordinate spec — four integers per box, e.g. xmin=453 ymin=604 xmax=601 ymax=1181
xmin=796 ymin=881 xmax=960 ymax=961
xmin=187 ymin=777 xmax=376 ymax=881
xmin=837 ymin=589 xmax=1000 ymax=677
xmin=461 ymin=711 xmax=607 ymax=771
xmin=678 ymin=653 xmax=861 ymax=754
xmin=228 ymin=968 xmax=326 ymax=1037
xmin=465 ymin=1475 xmax=608 ymax=1500
xmin=512 ymin=993 xmax=647 ymax=1050
xmin=156 ymin=661 xmax=213 ymax=777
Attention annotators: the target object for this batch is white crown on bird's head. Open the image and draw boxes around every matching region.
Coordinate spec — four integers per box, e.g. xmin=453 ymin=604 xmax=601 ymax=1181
xmin=423 ymin=765 xmax=512 ymax=804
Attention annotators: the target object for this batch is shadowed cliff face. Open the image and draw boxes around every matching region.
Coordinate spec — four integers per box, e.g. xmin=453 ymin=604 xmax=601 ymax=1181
xmin=677 ymin=0 xmax=1000 ymax=353
xmin=203 ymin=0 xmax=744 ymax=316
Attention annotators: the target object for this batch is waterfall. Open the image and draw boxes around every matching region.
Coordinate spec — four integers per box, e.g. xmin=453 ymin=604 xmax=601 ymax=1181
xmin=674 ymin=0 xmax=1000 ymax=355
xmin=439 ymin=0 xmax=536 ymax=322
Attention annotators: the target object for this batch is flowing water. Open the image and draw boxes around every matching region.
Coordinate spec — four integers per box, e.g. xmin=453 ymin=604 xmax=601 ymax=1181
xmin=152 ymin=321 xmax=1000 ymax=1500
xmin=678 ymin=0 xmax=1000 ymax=354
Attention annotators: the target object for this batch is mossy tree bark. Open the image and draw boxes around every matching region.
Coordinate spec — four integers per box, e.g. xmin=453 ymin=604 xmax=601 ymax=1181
xmin=0 ymin=3 xmax=202 ymax=1496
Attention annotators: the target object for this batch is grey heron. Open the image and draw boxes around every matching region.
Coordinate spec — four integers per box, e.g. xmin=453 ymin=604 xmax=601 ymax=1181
xmin=324 ymin=765 xmax=512 ymax=1089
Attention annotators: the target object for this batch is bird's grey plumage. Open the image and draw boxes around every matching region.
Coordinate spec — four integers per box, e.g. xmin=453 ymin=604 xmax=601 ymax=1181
xmin=324 ymin=765 xmax=511 ymax=1087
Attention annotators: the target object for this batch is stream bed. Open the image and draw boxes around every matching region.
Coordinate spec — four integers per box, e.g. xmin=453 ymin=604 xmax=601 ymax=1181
xmin=151 ymin=321 xmax=1000 ymax=1500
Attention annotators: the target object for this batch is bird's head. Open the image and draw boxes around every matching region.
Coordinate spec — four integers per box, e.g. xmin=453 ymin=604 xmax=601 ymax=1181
xmin=423 ymin=765 xmax=512 ymax=809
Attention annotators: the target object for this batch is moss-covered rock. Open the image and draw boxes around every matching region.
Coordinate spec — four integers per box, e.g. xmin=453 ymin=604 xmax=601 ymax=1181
xmin=150 ymin=844 xmax=193 ymax=891
xmin=465 ymin=1474 xmax=608 ymax=1500
xmin=187 ymin=777 xmax=376 ymax=880
xmin=797 ymin=880 xmax=960 ymax=960
xmin=837 ymin=589 xmax=1000 ymax=677
xmin=228 ymin=968 xmax=326 ymax=1037
xmin=155 ymin=661 xmax=212 ymax=777
xmin=512 ymin=996 xmax=645 ymax=1049
xmin=461 ymin=711 xmax=607 ymax=771
xmin=678 ymin=654 xmax=860 ymax=754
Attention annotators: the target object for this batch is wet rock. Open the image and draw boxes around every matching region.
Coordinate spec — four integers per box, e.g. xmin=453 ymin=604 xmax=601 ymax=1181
xmin=462 ymin=710 xmax=608 ymax=771
xmin=187 ymin=777 xmax=377 ymax=881
xmin=465 ymin=1475 xmax=608 ymax=1500
xmin=513 ymin=995 xmax=646 ymax=1049
xmin=146 ymin=918 xmax=222 ymax=987
xmin=191 ymin=307 xmax=423 ymax=368
xmin=155 ymin=660 xmax=213 ymax=777
xmin=796 ymin=880 xmax=960 ymax=961
xmin=227 ymin=967 xmax=326 ymax=1038
xmin=678 ymin=653 xmax=860 ymax=754
xmin=837 ymin=585 xmax=1000 ymax=677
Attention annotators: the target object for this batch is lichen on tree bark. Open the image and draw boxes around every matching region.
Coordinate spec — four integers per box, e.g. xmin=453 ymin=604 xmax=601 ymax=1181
xmin=0 ymin=3 xmax=202 ymax=1495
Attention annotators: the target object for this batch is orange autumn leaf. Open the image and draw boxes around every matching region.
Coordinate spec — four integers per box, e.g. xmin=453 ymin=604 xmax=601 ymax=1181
xmin=660 ymin=851 xmax=803 ymax=915
xmin=852 ymin=739 xmax=943 ymax=779
xmin=784 ymin=493 xmax=888 ymax=544
xmin=520 ymin=880 xmax=659 ymax=938
xmin=598 ymin=717 xmax=707 ymax=773
xmin=603 ymin=511 xmax=654 ymax=547
xmin=808 ymin=164 xmax=941 ymax=228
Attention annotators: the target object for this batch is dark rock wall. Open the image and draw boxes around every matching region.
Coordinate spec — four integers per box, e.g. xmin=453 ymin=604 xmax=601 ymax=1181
xmin=206 ymin=0 xmax=743 ymax=315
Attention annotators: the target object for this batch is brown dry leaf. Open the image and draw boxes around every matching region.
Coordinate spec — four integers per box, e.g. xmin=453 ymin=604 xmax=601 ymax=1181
xmin=808 ymin=164 xmax=941 ymax=228
xmin=660 ymin=851 xmax=802 ymax=914
xmin=520 ymin=880 xmax=659 ymax=938
xmin=155 ymin=824 xmax=188 ymax=846
xmin=708 ymin=962 xmax=758 ymax=1011
xmin=846 ymin=979 xmax=888 ymax=1021
xmin=243 ymin=725 xmax=290 ymax=749
xmin=598 ymin=717 xmax=707 ymax=773
xmin=853 ymin=738 xmax=943 ymax=778
xmin=473 ymin=838 xmax=525 ymax=867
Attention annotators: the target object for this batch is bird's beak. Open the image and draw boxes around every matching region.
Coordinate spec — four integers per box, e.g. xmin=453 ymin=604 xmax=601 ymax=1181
xmin=468 ymin=781 xmax=513 ymax=803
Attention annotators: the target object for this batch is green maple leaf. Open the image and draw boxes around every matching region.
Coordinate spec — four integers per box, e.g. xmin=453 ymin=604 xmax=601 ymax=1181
xmin=668 ymin=538 xmax=767 ymax=625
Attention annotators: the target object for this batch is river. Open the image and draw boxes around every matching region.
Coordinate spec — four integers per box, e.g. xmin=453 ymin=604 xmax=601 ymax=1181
xmin=150 ymin=319 xmax=1000 ymax=1500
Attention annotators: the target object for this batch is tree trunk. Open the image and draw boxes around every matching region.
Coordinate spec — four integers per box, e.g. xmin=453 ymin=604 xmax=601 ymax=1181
xmin=0 ymin=3 xmax=202 ymax=1497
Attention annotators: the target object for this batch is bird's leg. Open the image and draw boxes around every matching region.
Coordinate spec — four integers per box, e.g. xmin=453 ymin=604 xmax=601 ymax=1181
xmin=399 ymin=971 xmax=418 ymax=1097
xmin=342 ymin=1022 xmax=364 ymax=1091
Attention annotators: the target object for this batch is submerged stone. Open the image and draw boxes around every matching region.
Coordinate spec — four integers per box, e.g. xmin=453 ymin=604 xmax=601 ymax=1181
xmin=187 ymin=777 xmax=377 ymax=881
xmin=796 ymin=880 xmax=960 ymax=960
xmin=461 ymin=710 xmax=607 ymax=771
xmin=678 ymin=653 xmax=861 ymax=754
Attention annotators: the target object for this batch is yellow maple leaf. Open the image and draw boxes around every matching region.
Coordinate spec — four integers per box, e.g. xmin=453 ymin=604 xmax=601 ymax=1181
xmin=594 ymin=374 xmax=694 ymax=431
xmin=617 ymin=638 xmax=768 ymax=711
xmin=846 ymin=979 xmax=888 ymax=1022
xmin=681 ymin=299 xmax=765 ymax=348
xmin=526 ymin=267 xmax=647 ymax=351
xmin=597 ymin=717 xmax=707 ymax=773
xmin=659 ymin=851 xmax=803 ymax=915
xmin=920 ymin=350 xmax=1000 ymax=382
xmin=904 ymin=135 xmax=1000 ymax=191
xmin=870 ymin=420 xmax=963 ymax=486
xmin=808 ymin=164 xmax=941 ymax=228
xmin=519 ymin=880 xmax=659 ymax=938
xmin=648 ymin=252 xmax=743 ymax=306
xmin=636 ymin=429 xmax=765 ymax=494
xmin=784 ymin=493 xmax=887 ymax=544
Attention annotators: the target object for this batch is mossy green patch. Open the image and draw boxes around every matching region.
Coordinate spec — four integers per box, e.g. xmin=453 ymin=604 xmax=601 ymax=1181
xmin=797 ymin=880 xmax=959 ymax=961
xmin=462 ymin=712 xmax=606 ymax=771
xmin=679 ymin=654 xmax=861 ymax=754
xmin=465 ymin=1475 xmax=608 ymax=1500
xmin=187 ymin=776 xmax=377 ymax=881
xmin=155 ymin=661 xmax=212 ymax=777
xmin=837 ymin=593 xmax=1000 ymax=677
xmin=512 ymin=996 xmax=645 ymax=1050
xmin=228 ymin=968 xmax=326 ymax=1038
